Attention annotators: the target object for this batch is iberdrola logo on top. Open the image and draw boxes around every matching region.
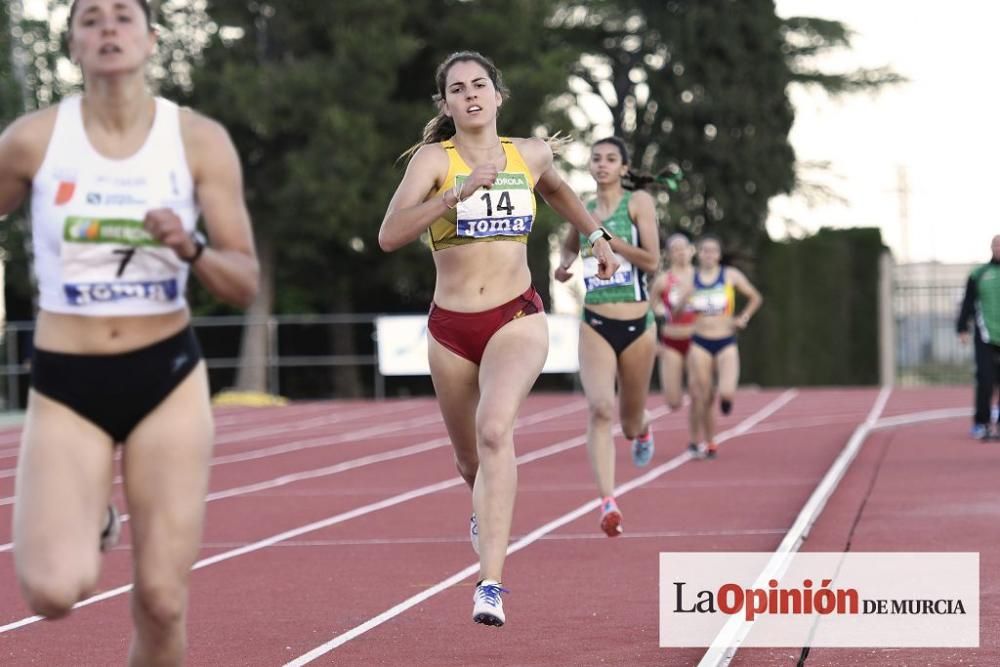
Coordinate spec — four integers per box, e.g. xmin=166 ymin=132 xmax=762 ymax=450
xmin=63 ymin=216 xmax=161 ymax=247
xmin=456 ymin=172 xmax=529 ymax=190
xmin=491 ymin=173 xmax=529 ymax=189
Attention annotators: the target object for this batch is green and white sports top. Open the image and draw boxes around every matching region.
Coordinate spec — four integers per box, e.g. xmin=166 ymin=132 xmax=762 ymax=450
xmin=579 ymin=191 xmax=648 ymax=304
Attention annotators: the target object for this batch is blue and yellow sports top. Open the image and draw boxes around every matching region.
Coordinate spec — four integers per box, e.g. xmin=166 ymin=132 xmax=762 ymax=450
xmin=690 ymin=268 xmax=735 ymax=316
xmin=428 ymin=138 xmax=536 ymax=251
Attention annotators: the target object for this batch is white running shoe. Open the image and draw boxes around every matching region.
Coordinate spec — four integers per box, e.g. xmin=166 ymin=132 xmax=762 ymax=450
xmin=470 ymin=513 xmax=479 ymax=555
xmin=100 ymin=504 xmax=121 ymax=552
xmin=472 ymin=580 xmax=507 ymax=627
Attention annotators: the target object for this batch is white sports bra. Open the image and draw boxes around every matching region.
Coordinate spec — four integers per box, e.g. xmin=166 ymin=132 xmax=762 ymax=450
xmin=30 ymin=95 xmax=199 ymax=316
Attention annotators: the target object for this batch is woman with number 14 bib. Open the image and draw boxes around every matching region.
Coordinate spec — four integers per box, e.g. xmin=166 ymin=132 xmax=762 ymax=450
xmin=380 ymin=51 xmax=618 ymax=627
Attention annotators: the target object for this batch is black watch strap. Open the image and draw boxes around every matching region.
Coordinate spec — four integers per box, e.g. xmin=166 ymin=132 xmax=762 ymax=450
xmin=183 ymin=231 xmax=207 ymax=264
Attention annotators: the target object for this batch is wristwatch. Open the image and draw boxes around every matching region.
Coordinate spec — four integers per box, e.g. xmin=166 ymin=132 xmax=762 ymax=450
xmin=587 ymin=226 xmax=613 ymax=246
xmin=183 ymin=230 xmax=207 ymax=264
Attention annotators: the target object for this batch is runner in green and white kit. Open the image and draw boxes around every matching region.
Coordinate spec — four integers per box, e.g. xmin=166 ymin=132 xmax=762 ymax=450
xmin=555 ymin=137 xmax=660 ymax=537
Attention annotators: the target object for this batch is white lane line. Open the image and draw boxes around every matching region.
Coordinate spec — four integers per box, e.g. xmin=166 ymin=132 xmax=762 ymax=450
xmin=873 ymin=406 xmax=970 ymax=430
xmin=0 ymin=401 xmax=418 ymax=462
xmin=198 ymin=529 xmax=790 ymax=550
xmin=0 ymin=400 xmax=606 ymax=630
xmin=0 ymin=401 xmax=587 ymax=550
xmin=282 ymin=390 xmax=798 ymax=666
xmin=744 ymin=414 xmax=863 ymax=434
xmin=0 ymin=410 xmax=446 ymax=479
xmin=0 ymin=398 xmax=969 ymax=549
xmin=0 ymin=403 xmax=463 ymax=499
xmin=212 ymin=402 xmax=427 ymax=447
xmin=697 ymin=386 xmax=892 ymax=667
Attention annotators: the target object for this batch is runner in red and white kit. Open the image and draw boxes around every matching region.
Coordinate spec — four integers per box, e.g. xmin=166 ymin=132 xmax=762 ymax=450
xmin=649 ymin=234 xmax=699 ymax=454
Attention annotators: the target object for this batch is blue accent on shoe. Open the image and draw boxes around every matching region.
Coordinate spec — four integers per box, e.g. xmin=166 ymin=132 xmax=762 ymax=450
xmin=631 ymin=432 xmax=654 ymax=467
xmin=478 ymin=583 xmax=509 ymax=605
xmin=972 ymin=424 xmax=989 ymax=441
xmin=473 ymin=582 xmax=509 ymax=626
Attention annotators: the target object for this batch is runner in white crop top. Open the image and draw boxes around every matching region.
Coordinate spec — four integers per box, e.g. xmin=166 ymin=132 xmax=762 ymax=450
xmin=0 ymin=1 xmax=258 ymax=663
xmin=31 ymin=95 xmax=200 ymax=316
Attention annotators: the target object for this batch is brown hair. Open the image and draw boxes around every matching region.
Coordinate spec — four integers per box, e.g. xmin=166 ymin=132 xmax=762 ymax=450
xmin=592 ymin=137 xmax=684 ymax=192
xmin=401 ymin=51 xmax=510 ymax=161
xmin=69 ymin=0 xmax=153 ymax=33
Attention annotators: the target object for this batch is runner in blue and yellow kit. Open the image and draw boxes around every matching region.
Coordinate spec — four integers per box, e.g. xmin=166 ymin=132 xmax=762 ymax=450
xmin=555 ymin=137 xmax=660 ymax=537
xmin=676 ymin=235 xmax=762 ymax=458
xmin=957 ymin=235 xmax=1000 ymax=440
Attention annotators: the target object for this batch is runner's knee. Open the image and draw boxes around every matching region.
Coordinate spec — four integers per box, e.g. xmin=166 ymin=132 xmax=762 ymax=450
xmin=588 ymin=397 xmax=615 ymax=424
xmin=18 ymin=564 xmax=96 ymax=619
xmin=133 ymin=578 xmax=187 ymax=630
xmin=476 ymin=417 xmax=513 ymax=453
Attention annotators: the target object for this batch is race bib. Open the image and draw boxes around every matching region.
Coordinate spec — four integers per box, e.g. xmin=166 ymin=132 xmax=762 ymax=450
xmin=61 ymin=216 xmax=182 ymax=306
xmin=583 ymin=254 xmax=632 ymax=291
xmin=455 ymin=172 xmax=534 ymax=238
xmin=690 ymin=285 xmax=731 ymax=315
xmin=668 ymin=284 xmax=696 ymax=312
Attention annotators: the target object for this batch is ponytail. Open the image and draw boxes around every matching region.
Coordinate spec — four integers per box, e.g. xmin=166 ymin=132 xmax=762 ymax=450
xmin=399 ymin=111 xmax=455 ymax=162
xmin=624 ymin=167 xmax=684 ymax=192
xmin=591 ymin=137 xmax=684 ymax=192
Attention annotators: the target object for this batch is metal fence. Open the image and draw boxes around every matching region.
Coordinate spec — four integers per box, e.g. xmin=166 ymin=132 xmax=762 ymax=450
xmin=0 ymin=262 xmax=982 ymax=409
xmin=0 ymin=313 xmax=389 ymax=411
xmin=893 ymin=264 xmax=975 ymax=386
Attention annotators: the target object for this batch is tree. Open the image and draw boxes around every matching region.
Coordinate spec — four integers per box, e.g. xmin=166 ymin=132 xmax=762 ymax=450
xmin=554 ymin=0 xmax=900 ymax=256
xmin=170 ymin=0 xmax=426 ymax=395
xmin=1 ymin=0 xmax=47 ymax=323
xmin=1 ymin=1 xmax=27 ymax=118
xmin=177 ymin=0 xmax=584 ymax=395
xmin=781 ymin=16 xmax=905 ymax=94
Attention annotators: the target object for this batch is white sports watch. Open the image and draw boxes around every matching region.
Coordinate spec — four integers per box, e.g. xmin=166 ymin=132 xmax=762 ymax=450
xmin=587 ymin=226 xmax=613 ymax=246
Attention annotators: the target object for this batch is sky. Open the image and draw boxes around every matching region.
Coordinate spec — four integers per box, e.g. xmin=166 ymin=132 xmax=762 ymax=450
xmin=771 ymin=0 xmax=999 ymax=264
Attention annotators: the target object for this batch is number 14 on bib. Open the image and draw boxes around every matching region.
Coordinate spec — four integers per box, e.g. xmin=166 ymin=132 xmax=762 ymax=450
xmin=455 ymin=172 xmax=535 ymax=239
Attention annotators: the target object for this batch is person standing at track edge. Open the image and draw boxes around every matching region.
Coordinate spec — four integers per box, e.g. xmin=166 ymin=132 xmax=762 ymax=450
xmin=554 ymin=137 xmax=660 ymax=538
xmin=379 ymin=51 xmax=619 ymax=627
xmin=956 ymin=235 xmax=1000 ymax=440
xmin=649 ymin=234 xmax=698 ymax=451
xmin=677 ymin=235 xmax=762 ymax=459
xmin=0 ymin=1 xmax=259 ymax=664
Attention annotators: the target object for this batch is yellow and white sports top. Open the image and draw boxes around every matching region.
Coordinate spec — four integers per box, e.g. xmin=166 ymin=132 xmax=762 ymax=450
xmin=428 ymin=138 xmax=536 ymax=251
xmin=30 ymin=95 xmax=199 ymax=315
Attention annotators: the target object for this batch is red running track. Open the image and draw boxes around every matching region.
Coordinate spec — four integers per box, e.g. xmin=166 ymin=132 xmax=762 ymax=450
xmin=0 ymin=387 xmax=993 ymax=666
